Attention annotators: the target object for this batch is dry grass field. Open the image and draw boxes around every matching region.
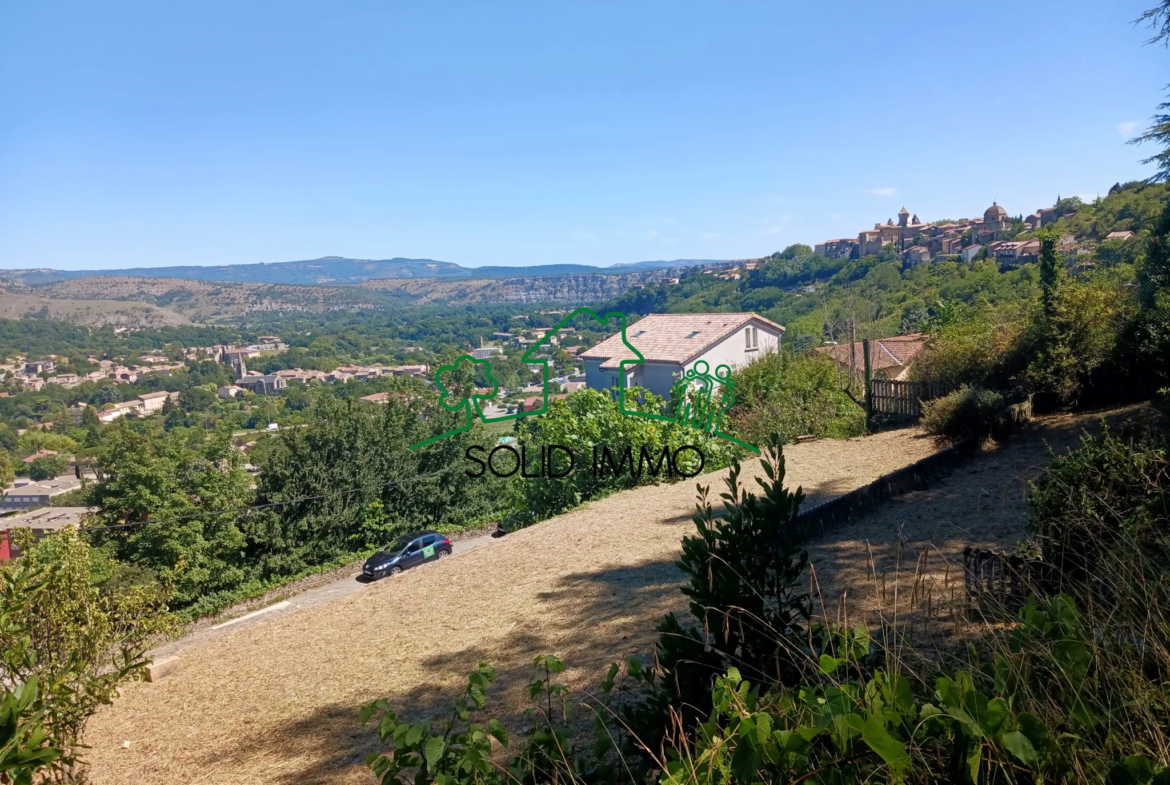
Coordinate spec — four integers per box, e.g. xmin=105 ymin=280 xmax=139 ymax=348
xmin=83 ymin=428 xmax=940 ymax=785
xmin=806 ymin=405 xmax=1147 ymax=645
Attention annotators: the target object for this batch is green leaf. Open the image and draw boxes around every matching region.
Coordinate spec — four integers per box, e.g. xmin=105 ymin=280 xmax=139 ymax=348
xmin=860 ymin=719 xmax=910 ymax=777
xmin=967 ymin=740 xmax=982 ymax=784
xmin=818 ymin=654 xmax=842 ymax=675
xmin=999 ymin=730 xmax=1037 ymax=766
xmin=404 ymin=723 xmax=425 ymax=747
xmin=487 ymin=718 xmax=509 ymax=747
xmin=1017 ymin=712 xmax=1048 ymax=749
xmin=730 ymin=735 xmax=760 ymax=782
xmin=600 ymin=663 xmax=619 ymax=693
xmin=754 ymin=712 xmax=772 ymax=747
xmin=424 ymin=737 xmax=446 ymax=772
xmin=979 ymin=697 xmax=1010 ymax=734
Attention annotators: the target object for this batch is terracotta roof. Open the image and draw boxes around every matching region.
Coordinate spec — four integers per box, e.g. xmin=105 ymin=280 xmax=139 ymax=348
xmin=815 ymin=334 xmax=927 ymax=373
xmin=523 ymin=394 xmax=567 ymax=412
xmin=580 ymin=313 xmax=785 ymax=370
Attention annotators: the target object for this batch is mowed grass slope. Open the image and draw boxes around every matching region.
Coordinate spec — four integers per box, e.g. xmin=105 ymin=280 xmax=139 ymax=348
xmin=84 ymin=429 xmax=940 ymax=785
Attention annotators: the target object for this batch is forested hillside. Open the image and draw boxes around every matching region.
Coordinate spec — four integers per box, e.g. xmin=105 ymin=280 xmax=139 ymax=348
xmin=598 ymin=181 xmax=1168 ymax=352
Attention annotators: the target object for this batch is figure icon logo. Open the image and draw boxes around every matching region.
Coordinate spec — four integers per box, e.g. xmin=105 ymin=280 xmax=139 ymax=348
xmin=409 ymin=306 xmax=758 ymax=453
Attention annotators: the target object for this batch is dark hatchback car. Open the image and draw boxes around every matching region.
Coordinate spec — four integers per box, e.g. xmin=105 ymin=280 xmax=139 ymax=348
xmin=362 ymin=531 xmax=452 ymax=579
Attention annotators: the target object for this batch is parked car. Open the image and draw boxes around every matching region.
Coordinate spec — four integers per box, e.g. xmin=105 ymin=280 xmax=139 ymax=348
xmin=362 ymin=530 xmax=452 ymax=579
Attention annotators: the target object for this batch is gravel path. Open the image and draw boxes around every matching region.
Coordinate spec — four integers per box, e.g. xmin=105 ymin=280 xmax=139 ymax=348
xmin=83 ymin=428 xmax=939 ymax=785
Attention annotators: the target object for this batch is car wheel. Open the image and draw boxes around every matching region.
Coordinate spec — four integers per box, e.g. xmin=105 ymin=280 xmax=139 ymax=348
xmin=389 ymin=565 xmax=403 ymax=576
xmin=437 ymin=549 xmax=451 ymax=560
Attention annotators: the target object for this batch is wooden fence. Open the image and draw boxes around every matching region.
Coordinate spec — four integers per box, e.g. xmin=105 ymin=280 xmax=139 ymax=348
xmin=962 ymin=546 xmax=1057 ymax=612
xmin=870 ymin=379 xmax=950 ymax=418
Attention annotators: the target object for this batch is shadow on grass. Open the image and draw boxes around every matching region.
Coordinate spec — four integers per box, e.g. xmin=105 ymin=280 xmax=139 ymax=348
xmin=206 ymin=554 xmax=683 ymax=785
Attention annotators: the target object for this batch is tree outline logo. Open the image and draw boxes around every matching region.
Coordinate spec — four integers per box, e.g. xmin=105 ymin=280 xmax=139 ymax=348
xmin=409 ymin=306 xmax=757 ymax=452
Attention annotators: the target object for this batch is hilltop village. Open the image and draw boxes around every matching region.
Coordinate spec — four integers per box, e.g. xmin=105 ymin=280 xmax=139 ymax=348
xmin=814 ymin=201 xmax=1134 ymax=269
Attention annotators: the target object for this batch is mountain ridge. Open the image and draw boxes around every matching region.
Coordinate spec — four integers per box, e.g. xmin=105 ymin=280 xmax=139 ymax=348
xmin=0 ymin=256 xmax=730 ymax=287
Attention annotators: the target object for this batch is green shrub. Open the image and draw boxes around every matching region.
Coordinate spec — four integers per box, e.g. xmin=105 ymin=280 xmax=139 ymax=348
xmin=1028 ymin=426 xmax=1169 ymax=587
xmin=511 ymin=388 xmax=740 ymax=526
xmin=727 ymin=351 xmax=865 ymax=445
xmin=921 ymin=385 xmax=1010 ymax=443
xmin=1 ymin=528 xmax=171 ymax=775
xmin=619 ymin=435 xmax=811 ymax=773
xmin=49 ymin=485 xmax=90 ymax=507
xmin=911 ymin=307 xmax=1029 ymax=392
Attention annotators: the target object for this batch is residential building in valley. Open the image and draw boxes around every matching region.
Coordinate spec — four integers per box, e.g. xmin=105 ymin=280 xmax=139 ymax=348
xmin=581 ymin=312 xmax=783 ymax=402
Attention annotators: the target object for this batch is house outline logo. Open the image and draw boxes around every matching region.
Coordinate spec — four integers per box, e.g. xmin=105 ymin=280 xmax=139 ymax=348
xmin=408 ymin=306 xmax=758 ymax=453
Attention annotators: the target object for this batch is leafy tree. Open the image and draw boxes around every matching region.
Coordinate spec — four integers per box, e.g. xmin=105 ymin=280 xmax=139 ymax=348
xmin=253 ymin=394 xmax=509 ymax=582
xmin=1137 ymin=0 xmax=1170 ymax=45
xmin=1 ymin=528 xmax=170 ymax=775
xmin=27 ymin=456 xmax=68 ymax=482
xmin=0 ymin=449 xmax=13 ymax=488
xmin=86 ymin=425 xmax=254 ymax=607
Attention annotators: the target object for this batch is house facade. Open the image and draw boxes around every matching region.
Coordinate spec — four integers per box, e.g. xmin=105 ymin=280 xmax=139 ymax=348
xmin=581 ymin=313 xmax=783 ymax=402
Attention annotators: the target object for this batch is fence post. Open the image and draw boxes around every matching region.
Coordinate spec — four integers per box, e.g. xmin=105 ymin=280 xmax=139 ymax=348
xmin=863 ymin=338 xmax=873 ymax=430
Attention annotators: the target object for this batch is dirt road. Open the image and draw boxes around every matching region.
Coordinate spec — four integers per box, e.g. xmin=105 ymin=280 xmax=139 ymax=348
xmin=84 ymin=428 xmax=939 ymax=785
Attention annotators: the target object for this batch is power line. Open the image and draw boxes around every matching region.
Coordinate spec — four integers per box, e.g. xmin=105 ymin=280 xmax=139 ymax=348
xmin=79 ymin=466 xmax=457 ymax=533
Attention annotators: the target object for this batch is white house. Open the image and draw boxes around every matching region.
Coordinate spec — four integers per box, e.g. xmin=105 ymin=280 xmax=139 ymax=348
xmin=580 ymin=313 xmax=784 ymax=401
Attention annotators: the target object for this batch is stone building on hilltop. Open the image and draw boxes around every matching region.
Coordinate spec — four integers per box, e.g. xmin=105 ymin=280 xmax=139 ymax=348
xmin=816 ymin=201 xmax=1026 ymax=264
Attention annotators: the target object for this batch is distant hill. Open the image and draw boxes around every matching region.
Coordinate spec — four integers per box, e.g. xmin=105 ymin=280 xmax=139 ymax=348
xmin=1 ymin=257 xmax=725 ymax=287
xmin=0 ymin=259 xmax=721 ymax=326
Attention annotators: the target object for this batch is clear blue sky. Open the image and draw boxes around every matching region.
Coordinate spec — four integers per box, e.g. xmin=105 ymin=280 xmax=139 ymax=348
xmin=0 ymin=0 xmax=1165 ymax=271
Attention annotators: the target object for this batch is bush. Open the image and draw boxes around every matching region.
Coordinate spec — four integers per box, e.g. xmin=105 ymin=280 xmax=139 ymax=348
xmin=921 ymin=385 xmax=1010 ymax=444
xmin=911 ymin=307 xmax=1029 ymax=392
xmin=512 ymin=388 xmax=740 ymax=526
xmin=1028 ymin=426 xmax=1169 ymax=588
xmin=727 ymin=351 xmax=865 ymax=445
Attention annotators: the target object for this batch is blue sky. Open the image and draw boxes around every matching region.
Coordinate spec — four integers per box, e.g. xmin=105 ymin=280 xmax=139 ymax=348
xmin=0 ymin=0 xmax=1165 ymax=271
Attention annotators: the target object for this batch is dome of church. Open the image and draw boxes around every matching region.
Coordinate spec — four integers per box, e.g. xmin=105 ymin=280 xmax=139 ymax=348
xmin=984 ymin=201 xmax=1007 ymax=219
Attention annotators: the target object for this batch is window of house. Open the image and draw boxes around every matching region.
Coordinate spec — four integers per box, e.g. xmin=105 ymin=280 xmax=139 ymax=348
xmin=745 ymin=326 xmax=758 ymax=350
xmin=685 ymin=331 xmax=700 ymax=339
